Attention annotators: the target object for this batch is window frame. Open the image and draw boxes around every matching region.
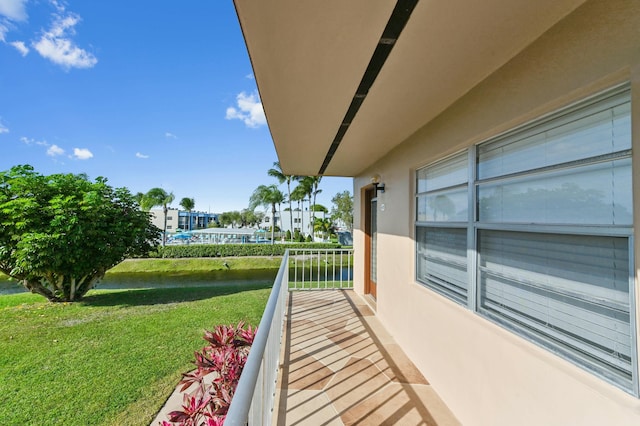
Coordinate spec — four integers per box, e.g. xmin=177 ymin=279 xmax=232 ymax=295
xmin=414 ymin=83 xmax=638 ymax=395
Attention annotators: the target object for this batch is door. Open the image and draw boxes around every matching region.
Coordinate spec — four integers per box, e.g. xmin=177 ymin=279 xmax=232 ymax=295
xmin=364 ymin=187 xmax=377 ymax=299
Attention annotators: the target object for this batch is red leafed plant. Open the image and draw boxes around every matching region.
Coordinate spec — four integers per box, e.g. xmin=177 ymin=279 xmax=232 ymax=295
xmin=161 ymin=321 xmax=257 ymax=426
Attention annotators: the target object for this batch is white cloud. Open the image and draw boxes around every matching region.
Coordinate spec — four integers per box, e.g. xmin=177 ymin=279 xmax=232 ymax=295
xmin=0 ymin=118 xmax=8 ymax=134
xmin=135 ymin=152 xmax=149 ymax=159
xmin=72 ymin=147 xmax=93 ymax=160
xmin=165 ymin=132 xmax=177 ymax=139
xmin=49 ymin=0 xmax=66 ymax=14
xmin=47 ymin=144 xmax=64 ymax=156
xmin=20 ymin=136 xmax=48 ymax=146
xmin=245 ymin=73 xmax=254 ymax=80
xmin=9 ymin=40 xmax=28 ymax=56
xmin=0 ymin=0 xmax=28 ymax=22
xmin=0 ymin=23 xmax=7 ymax=42
xmin=33 ymin=12 xmax=97 ymax=70
xmin=225 ymin=91 xmax=266 ymax=128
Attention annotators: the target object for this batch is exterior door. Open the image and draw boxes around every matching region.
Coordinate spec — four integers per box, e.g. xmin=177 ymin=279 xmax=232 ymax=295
xmin=364 ymin=187 xmax=377 ymax=299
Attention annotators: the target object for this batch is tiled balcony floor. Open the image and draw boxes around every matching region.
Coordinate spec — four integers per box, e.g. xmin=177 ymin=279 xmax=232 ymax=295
xmin=275 ymin=290 xmax=460 ymax=426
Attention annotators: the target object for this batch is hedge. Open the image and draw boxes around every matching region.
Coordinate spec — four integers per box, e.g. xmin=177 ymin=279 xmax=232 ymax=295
xmin=148 ymin=243 xmax=343 ymax=258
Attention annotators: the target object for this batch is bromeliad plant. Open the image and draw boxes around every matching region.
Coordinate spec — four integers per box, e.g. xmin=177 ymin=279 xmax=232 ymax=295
xmin=161 ymin=322 xmax=257 ymax=426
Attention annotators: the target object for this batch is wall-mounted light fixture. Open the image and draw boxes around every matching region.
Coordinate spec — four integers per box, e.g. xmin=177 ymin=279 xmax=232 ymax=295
xmin=370 ymin=174 xmax=385 ymax=194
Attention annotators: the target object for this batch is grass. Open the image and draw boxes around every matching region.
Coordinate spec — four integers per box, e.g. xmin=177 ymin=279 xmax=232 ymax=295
xmin=109 ymin=254 xmax=353 ymax=275
xmin=0 ymin=284 xmax=270 ymax=425
xmin=109 ymin=256 xmax=284 ymax=273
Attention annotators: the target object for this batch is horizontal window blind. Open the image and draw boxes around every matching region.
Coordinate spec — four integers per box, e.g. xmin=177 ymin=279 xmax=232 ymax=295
xmin=417 ymin=227 xmax=467 ymax=304
xmin=478 ymin=230 xmax=632 ymax=386
xmin=478 ymin=89 xmax=631 ymax=180
xmin=478 ymin=158 xmax=632 ymax=225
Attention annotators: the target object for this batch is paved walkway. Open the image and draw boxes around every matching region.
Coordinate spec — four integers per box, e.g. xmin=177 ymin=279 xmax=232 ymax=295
xmin=274 ymin=290 xmax=460 ymax=425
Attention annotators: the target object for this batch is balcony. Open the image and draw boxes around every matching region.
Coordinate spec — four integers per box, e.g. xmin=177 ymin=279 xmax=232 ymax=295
xmin=274 ymin=289 xmax=459 ymax=425
xmin=156 ymin=249 xmax=458 ymax=425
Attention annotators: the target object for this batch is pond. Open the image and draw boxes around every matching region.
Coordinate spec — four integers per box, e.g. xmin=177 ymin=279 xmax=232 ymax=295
xmin=0 ymin=269 xmax=279 ymax=295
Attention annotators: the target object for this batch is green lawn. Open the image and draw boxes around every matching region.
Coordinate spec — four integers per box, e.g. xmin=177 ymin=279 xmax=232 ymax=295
xmin=109 ymin=257 xmax=284 ymax=273
xmin=0 ymin=285 xmax=270 ymax=425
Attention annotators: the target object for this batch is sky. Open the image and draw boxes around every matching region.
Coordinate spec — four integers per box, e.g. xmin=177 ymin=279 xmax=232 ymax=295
xmin=0 ymin=0 xmax=352 ymax=213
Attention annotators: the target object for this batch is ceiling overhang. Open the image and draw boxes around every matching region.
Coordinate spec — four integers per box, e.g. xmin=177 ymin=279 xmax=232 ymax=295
xmin=233 ymin=0 xmax=588 ymax=177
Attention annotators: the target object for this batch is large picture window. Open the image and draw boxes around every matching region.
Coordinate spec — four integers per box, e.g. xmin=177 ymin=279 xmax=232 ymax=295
xmin=415 ymin=84 xmax=636 ymax=393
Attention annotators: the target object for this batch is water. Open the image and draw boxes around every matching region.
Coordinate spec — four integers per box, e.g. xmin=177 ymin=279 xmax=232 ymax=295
xmin=0 ymin=269 xmax=278 ymax=295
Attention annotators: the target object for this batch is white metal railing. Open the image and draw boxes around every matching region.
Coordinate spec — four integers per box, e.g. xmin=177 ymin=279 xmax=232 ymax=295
xmin=289 ymin=248 xmax=354 ymax=290
xmin=225 ymin=248 xmax=354 ymax=425
xmin=225 ymin=250 xmax=289 ymax=425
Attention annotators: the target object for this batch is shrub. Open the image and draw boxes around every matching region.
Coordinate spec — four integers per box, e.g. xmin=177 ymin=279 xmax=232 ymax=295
xmin=149 ymin=243 xmax=341 ymax=258
xmin=161 ymin=322 xmax=257 ymax=426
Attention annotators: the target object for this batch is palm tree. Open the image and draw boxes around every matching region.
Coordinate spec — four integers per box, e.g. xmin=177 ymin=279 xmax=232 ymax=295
xmin=133 ymin=192 xmax=145 ymax=207
xmin=314 ymin=217 xmax=334 ymax=241
xmin=297 ymin=176 xmax=322 ymax=239
xmin=292 ymin=179 xmax=311 ymax=237
xmin=179 ymin=197 xmax=195 ymax=230
xmin=142 ymin=188 xmax=175 ymax=246
xmin=268 ymin=162 xmax=296 ymax=240
xmin=249 ymin=184 xmax=285 ymax=245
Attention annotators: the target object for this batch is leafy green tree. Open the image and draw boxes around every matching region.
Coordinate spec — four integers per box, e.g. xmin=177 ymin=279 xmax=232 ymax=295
xmin=142 ymin=188 xmax=174 ymax=246
xmin=249 ymin=184 xmax=284 ymax=245
xmin=310 ymin=203 xmax=328 ymax=212
xmin=268 ymin=162 xmax=296 ymax=240
xmin=313 ymin=217 xmax=335 ymax=241
xmin=240 ymin=209 xmax=263 ymax=228
xmin=331 ymin=190 xmax=354 ymax=231
xmin=230 ymin=211 xmax=242 ymax=228
xmin=0 ymin=165 xmax=160 ymax=302
xmin=179 ymin=197 xmax=195 ymax=230
xmin=218 ymin=211 xmax=234 ymax=228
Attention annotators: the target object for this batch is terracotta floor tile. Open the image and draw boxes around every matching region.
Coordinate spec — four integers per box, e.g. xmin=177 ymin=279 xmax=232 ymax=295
xmin=340 ymin=383 xmax=460 ymax=426
xmin=274 ymin=291 xmax=460 ymax=426
xmin=290 ymin=319 xmax=332 ymax=341
xmin=327 ymin=329 xmax=379 ymax=360
xmin=371 ymin=344 xmax=429 ymax=385
xmin=324 ymin=357 xmax=391 ymax=414
xmin=293 ymin=334 xmax=352 ymax=372
xmin=280 ymin=389 xmax=344 ymax=426
xmin=286 ymin=353 xmax=335 ymax=391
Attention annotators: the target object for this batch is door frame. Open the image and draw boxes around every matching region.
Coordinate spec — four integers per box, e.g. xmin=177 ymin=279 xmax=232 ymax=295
xmin=363 ymin=186 xmax=377 ymax=299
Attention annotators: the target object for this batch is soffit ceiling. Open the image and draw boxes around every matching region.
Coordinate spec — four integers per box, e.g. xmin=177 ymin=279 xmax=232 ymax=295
xmin=233 ymin=0 xmax=587 ymax=177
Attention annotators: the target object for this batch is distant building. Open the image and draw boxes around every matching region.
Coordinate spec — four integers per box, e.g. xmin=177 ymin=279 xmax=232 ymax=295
xmin=259 ymin=209 xmax=327 ymax=236
xmin=150 ymin=209 xmax=218 ymax=232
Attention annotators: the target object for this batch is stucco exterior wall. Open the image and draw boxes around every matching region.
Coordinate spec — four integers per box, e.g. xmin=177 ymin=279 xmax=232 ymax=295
xmin=352 ymin=1 xmax=640 ymax=424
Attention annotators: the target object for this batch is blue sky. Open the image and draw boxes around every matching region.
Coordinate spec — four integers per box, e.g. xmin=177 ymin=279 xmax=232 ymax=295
xmin=0 ymin=0 xmax=352 ymax=213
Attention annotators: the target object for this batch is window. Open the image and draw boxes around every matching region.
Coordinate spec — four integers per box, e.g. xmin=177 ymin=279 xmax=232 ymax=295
xmin=416 ymin=152 xmax=469 ymax=304
xmin=415 ymin=84 xmax=636 ymax=393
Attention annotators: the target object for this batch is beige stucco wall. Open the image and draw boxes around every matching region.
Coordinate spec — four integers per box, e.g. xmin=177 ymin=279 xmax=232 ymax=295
xmin=353 ymin=0 xmax=640 ymax=424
